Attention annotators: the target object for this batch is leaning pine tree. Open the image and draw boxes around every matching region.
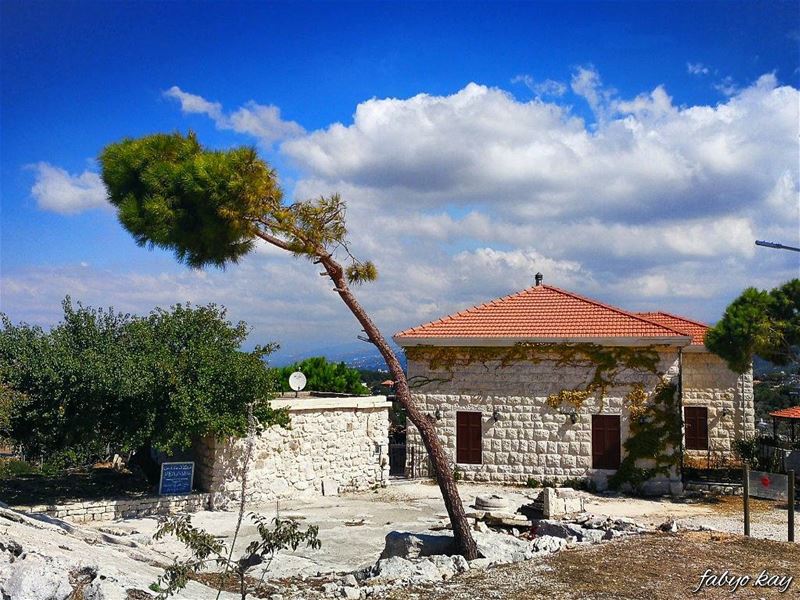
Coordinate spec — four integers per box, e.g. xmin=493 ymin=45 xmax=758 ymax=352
xmin=99 ymin=132 xmax=478 ymax=559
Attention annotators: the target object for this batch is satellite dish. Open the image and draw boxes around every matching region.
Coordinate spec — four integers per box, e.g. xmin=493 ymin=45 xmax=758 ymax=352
xmin=289 ymin=371 xmax=307 ymax=393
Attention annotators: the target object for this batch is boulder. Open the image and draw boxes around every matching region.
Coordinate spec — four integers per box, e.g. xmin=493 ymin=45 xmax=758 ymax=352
xmin=473 ymin=531 xmax=534 ymax=564
xmin=579 ymin=528 xmax=606 ymax=544
xmin=371 ymin=556 xmax=442 ymax=583
xmin=534 ymin=520 xmax=585 ymax=540
xmin=380 ymin=530 xmax=455 ymax=559
xmin=429 ymin=554 xmax=469 ymax=580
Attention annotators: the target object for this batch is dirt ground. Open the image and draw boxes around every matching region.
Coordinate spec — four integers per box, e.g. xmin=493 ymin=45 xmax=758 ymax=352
xmin=389 ymin=531 xmax=799 ymax=599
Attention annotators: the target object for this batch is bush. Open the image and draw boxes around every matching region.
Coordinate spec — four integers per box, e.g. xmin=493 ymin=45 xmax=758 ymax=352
xmin=526 ymin=477 xmax=540 ymax=488
xmin=733 ymin=436 xmax=760 ymax=465
xmin=278 ymin=357 xmax=367 ymax=396
xmin=0 ymin=458 xmax=37 ymax=479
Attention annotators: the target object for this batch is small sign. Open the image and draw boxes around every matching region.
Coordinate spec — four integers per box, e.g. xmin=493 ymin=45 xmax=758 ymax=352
xmin=159 ymin=461 xmax=194 ymax=496
xmin=748 ymin=469 xmax=788 ymax=501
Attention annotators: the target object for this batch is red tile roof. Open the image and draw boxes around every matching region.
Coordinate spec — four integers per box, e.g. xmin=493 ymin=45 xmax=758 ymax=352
xmin=769 ymin=406 xmax=800 ymax=419
xmin=394 ymin=284 xmax=696 ymax=344
xmin=634 ymin=312 xmax=709 ymax=346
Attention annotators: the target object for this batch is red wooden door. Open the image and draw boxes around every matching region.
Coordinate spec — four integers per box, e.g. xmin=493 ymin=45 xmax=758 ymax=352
xmin=456 ymin=411 xmax=482 ymax=464
xmin=684 ymin=407 xmax=709 ymax=450
xmin=592 ymin=415 xmax=621 ymax=469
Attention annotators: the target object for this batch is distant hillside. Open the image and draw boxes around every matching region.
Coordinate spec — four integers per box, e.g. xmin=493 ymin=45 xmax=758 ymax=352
xmin=272 ymin=340 xmax=407 ymax=373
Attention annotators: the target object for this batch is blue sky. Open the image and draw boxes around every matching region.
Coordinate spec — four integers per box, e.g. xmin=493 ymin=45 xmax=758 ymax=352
xmin=1 ymin=1 xmax=798 ymax=359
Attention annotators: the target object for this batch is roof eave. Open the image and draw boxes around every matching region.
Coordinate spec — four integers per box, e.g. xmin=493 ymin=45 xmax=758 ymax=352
xmin=393 ymin=335 xmax=693 ymax=348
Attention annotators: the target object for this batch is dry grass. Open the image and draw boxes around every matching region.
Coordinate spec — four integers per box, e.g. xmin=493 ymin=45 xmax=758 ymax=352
xmin=392 ymin=531 xmax=800 ymax=599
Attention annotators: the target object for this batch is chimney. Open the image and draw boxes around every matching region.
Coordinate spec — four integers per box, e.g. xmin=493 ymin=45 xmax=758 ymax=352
xmin=535 ymin=272 xmax=543 ymax=286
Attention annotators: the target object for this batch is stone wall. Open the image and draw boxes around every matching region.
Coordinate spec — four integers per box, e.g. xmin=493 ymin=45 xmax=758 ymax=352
xmin=405 ymin=347 xmax=682 ymax=493
xmin=195 ymin=395 xmax=391 ymax=506
xmin=682 ymin=351 xmax=755 ymax=462
xmin=404 ymin=345 xmax=755 ymax=493
xmin=12 ymin=493 xmax=211 ymax=523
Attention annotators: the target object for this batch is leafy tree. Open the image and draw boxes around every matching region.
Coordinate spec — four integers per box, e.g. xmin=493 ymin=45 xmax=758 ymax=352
xmin=99 ymin=132 xmax=478 ymax=558
xmin=0 ymin=299 xmax=287 ymax=467
xmin=278 ymin=357 xmax=367 ymax=395
xmin=705 ymin=279 xmax=800 ymax=374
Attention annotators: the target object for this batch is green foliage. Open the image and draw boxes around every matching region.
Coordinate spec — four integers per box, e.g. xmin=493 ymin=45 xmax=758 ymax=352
xmin=0 ymin=299 xmax=287 ymax=460
xmin=100 ymin=133 xmax=377 ymax=284
xmin=151 ymin=513 xmax=320 ymax=599
xmin=453 ymin=466 xmax=462 ymax=482
xmin=278 ymin=357 xmax=367 ymax=396
xmin=526 ymin=477 xmax=539 ymax=488
xmin=609 ymin=383 xmax=681 ymax=490
xmin=0 ymin=384 xmax=18 ymax=446
xmin=0 ymin=458 xmax=37 ymax=479
xmin=706 ymin=279 xmax=800 ymax=374
xmin=754 ymin=381 xmax=797 ymax=423
xmin=732 ymin=436 xmax=761 ymax=466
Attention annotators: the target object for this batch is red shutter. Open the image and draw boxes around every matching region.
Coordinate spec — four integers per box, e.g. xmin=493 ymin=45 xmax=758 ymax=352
xmin=592 ymin=415 xmax=621 ymax=469
xmin=684 ymin=407 xmax=709 ymax=450
xmin=456 ymin=412 xmax=483 ymax=464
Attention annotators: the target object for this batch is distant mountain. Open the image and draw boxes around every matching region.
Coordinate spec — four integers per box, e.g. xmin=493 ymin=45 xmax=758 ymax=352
xmin=272 ymin=340 xmax=407 ymax=373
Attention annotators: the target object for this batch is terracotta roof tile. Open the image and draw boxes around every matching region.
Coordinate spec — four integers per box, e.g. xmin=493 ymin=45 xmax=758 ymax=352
xmin=633 ymin=312 xmax=709 ymax=346
xmin=394 ymin=285 xmax=694 ymax=342
xmin=769 ymin=406 xmax=800 ymax=419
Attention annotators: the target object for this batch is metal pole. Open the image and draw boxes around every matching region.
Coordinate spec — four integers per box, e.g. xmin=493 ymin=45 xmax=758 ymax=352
xmin=755 ymin=240 xmax=800 ymax=252
xmin=789 ymin=470 xmax=795 ymax=543
xmin=744 ymin=463 xmax=750 ymax=537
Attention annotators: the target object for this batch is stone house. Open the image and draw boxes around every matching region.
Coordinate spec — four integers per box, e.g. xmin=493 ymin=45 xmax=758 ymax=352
xmin=394 ymin=277 xmax=754 ymax=494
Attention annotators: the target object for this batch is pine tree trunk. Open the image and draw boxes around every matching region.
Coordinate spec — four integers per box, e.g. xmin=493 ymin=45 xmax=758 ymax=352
xmin=320 ymin=257 xmax=479 ymax=559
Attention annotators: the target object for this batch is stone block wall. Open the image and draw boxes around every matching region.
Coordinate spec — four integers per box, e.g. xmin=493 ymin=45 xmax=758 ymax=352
xmin=405 ymin=347 xmax=682 ymax=492
xmin=195 ymin=395 xmax=391 ymax=506
xmin=682 ymin=351 xmax=754 ymax=462
xmin=405 ymin=345 xmax=754 ymax=491
xmin=12 ymin=493 xmax=211 ymax=523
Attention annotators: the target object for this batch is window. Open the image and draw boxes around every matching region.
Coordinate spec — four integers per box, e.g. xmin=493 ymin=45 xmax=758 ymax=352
xmin=456 ymin=411 xmax=482 ymax=464
xmin=592 ymin=415 xmax=621 ymax=469
xmin=684 ymin=407 xmax=709 ymax=450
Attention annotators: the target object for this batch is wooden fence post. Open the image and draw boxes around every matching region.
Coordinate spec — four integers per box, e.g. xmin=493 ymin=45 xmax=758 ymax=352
xmin=789 ymin=469 xmax=795 ymax=543
xmin=743 ymin=463 xmax=750 ymax=537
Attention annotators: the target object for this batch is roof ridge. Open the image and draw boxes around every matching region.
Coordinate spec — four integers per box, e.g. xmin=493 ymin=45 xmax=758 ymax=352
xmin=542 ymin=285 xmax=688 ymax=338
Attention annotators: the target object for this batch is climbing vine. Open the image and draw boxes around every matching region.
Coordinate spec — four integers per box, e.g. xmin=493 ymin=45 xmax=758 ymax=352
xmin=406 ymin=342 xmax=662 ymax=403
xmin=609 ymin=382 xmax=682 ymax=490
xmin=407 ymin=343 xmax=683 ymax=488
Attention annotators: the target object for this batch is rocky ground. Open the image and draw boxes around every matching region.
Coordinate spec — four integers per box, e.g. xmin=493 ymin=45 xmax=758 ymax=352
xmin=385 ymin=531 xmax=800 ymax=599
xmin=1 ymin=481 xmax=797 ymax=599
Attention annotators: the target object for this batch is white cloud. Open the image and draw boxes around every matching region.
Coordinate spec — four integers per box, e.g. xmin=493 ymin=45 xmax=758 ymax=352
xmin=687 ymin=62 xmax=710 ymax=76
xmin=164 ymin=86 xmax=305 ymax=145
xmin=15 ymin=70 xmax=799 ymax=353
xmin=714 ymin=75 xmax=739 ymax=96
xmin=29 ymin=162 xmax=108 ymax=214
xmin=511 ymin=74 xmax=567 ymax=97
